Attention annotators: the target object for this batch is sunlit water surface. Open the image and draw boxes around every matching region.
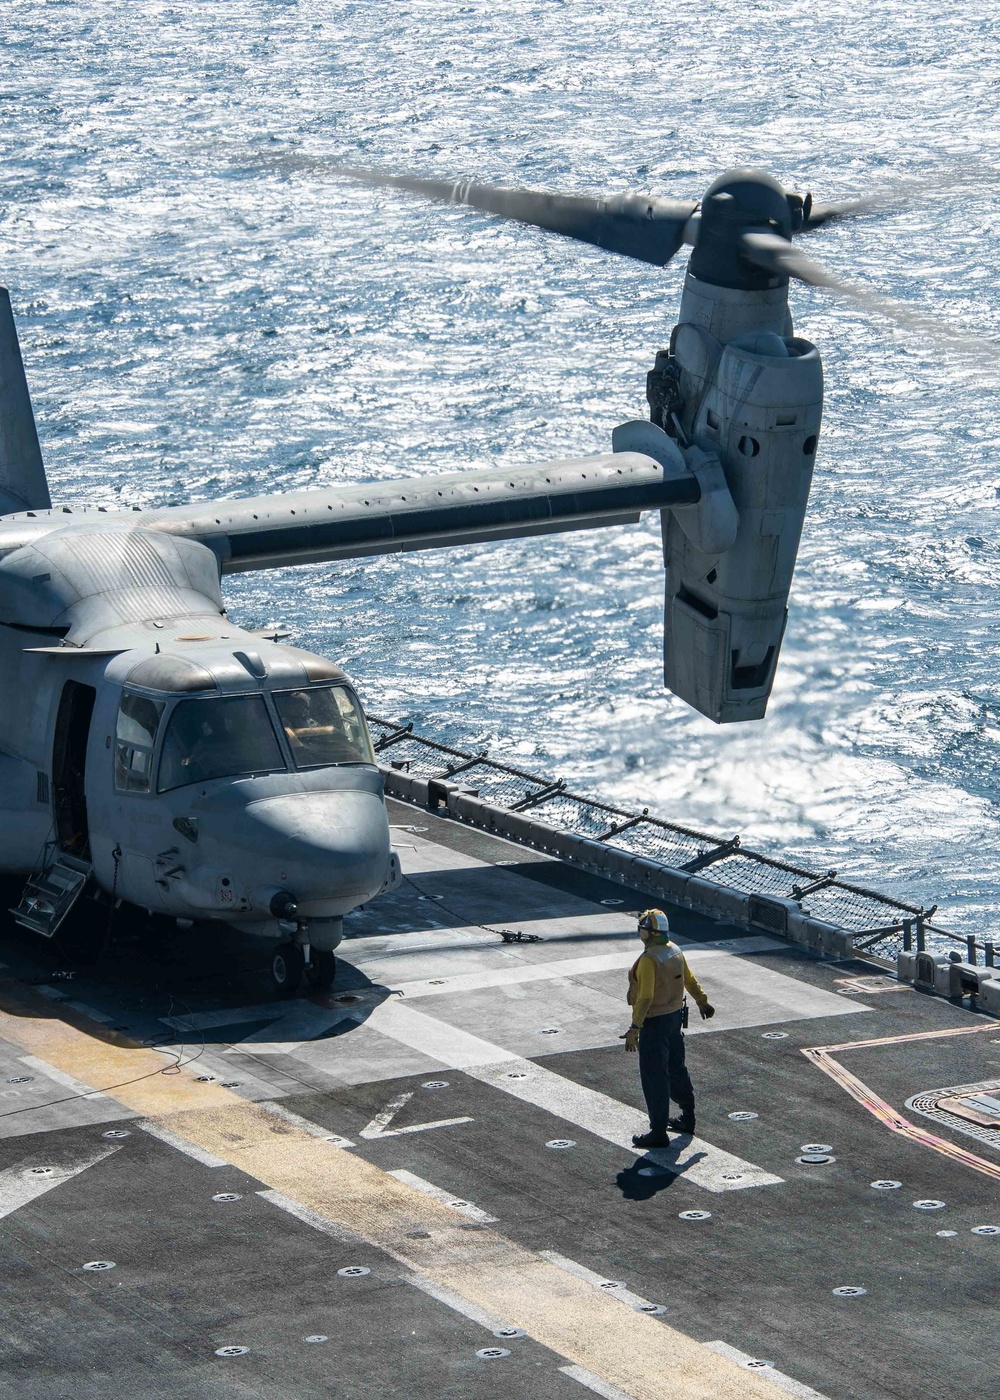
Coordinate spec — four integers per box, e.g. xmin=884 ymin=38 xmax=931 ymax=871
xmin=2 ymin=1 xmax=998 ymax=933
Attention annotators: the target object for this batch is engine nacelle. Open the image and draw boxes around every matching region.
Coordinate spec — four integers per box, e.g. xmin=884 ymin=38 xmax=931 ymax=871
xmin=654 ymin=274 xmax=823 ymax=723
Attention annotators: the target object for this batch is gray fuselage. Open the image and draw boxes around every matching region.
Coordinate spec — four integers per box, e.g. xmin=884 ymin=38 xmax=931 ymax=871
xmin=0 ymin=516 xmax=393 ymax=950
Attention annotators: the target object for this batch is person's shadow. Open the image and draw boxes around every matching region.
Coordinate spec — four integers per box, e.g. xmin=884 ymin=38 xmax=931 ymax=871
xmin=615 ymin=1140 xmax=710 ymax=1199
xmin=616 ymin=1158 xmax=679 ymax=1200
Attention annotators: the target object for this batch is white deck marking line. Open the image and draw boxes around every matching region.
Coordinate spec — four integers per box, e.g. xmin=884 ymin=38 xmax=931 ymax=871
xmin=352 ymin=1000 xmax=519 ymax=1068
xmin=388 ymin=1169 xmax=497 ymax=1223
xmin=391 ymin=951 xmax=637 ymax=999
xmin=62 ymin=1001 xmax=115 ymax=1024
xmin=559 ymin=1364 xmax=637 ymax=1400
xmin=137 ymin=1120 xmax=228 ymax=1168
xmin=540 ymin=1251 xmax=661 ymax=1313
xmin=388 ymin=942 xmax=790 ymax=1000
xmin=257 ymin=1188 xmax=357 ymax=1242
xmin=354 ymin=1001 xmax=782 ymax=1192
xmin=236 ymin=1001 xmax=358 ymax=1047
xmin=259 ymin=1101 xmax=355 ymax=1147
xmin=359 ymin=1090 xmax=473 ymax=1140
xmin=0 ymin=1143 xmax=121 ymax=1220
xmin=19 ymin=1055 xmax=112 ymax=1101
xmin=161 ymin=1001 xmax=289 ymax=1033
xmin=706 ymin=1342 xmax=830 ymax=1399
xmin=404 ymin=1271 xmax=510 ymax=1330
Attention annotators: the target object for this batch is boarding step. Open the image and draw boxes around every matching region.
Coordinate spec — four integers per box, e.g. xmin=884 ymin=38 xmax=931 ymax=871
xmin=10 ymin=852 xmax=92 ymax=938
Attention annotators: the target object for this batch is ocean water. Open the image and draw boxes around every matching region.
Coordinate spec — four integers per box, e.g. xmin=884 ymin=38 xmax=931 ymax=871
xmin=1 ymin=1 xmax=998 ymax=934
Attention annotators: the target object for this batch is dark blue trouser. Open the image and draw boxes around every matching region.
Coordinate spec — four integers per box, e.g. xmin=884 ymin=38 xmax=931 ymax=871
xmin=638 ymin=1010 xmax=694 ymax=1135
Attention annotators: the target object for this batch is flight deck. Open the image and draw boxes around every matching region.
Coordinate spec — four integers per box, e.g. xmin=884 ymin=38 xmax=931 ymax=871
xmin=0 ymin=797 xmax=997 ymax=1400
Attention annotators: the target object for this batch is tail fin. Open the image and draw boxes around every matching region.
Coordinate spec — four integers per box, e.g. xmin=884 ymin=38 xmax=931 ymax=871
xmin=0 ymin=287 xmax=51 ymax=514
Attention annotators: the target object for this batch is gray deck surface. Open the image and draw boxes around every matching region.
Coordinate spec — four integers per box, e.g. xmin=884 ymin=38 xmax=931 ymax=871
xmin=1 ymin=797 xmax=997 ymax=1400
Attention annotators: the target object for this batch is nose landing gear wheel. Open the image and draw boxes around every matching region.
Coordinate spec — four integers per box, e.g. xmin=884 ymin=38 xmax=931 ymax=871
xmin=308 ymin=949 xmax=337 ymax=992
xmin=271 ymin=942 xmax=305 ymax=995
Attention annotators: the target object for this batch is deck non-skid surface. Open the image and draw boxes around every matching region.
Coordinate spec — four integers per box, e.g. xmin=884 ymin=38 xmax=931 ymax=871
xmin=0 ymin=806 xmax=997 ymax=1399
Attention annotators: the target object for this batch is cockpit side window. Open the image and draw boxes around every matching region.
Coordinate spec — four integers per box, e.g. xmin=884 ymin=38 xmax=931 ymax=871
xmin=274 ymin=684 xmax=375 ymax=768
xmin=115 ymin=692 xmax=165 ymax=794
xmin=157 ymin=694 xmax=285 ymax=792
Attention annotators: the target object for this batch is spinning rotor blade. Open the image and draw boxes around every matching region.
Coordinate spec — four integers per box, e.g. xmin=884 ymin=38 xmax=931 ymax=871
xmin=742 ymin=230 xmax=999 ymax=373
xmin=334 ymin=165 xmax=699 ymax=267
xmin=803 ymin=196 xmax=882 ymax=229
xmin=802 ymin=166 xmax=1000 ymax=230
xmin=741 ymin=231 xmax=846 ymax=291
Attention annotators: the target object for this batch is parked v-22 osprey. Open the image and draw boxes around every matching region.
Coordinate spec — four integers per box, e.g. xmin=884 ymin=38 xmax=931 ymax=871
xmin=0 ymin=167 xmax=892 ymax=991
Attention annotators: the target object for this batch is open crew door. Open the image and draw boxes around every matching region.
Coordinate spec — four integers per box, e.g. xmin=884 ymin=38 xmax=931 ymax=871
xmin=52 ymin=680 xmax=95 ymax=858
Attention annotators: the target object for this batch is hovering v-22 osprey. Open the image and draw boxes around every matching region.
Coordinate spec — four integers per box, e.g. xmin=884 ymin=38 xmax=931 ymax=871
xmin=0 ymin=168 xmax=876 ymax=991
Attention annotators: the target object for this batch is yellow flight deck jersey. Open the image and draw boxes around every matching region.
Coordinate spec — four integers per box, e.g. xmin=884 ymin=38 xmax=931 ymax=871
xmin=627 ymin=938 xmax=709 ymax=1026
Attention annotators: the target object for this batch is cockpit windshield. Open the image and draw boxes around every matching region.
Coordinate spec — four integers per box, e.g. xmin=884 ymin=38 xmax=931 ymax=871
xmin=273 ymin=685 xmax=375 ymax=768
xmin=158 ymin=694 xmax=285 ymax=792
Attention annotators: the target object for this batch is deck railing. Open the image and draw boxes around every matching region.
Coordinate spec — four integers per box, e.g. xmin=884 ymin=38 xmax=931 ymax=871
xmin=367 ymin=713 xmax=981 ymax=964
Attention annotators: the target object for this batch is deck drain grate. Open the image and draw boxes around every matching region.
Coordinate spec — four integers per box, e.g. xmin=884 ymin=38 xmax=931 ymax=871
xmin=907 ymin=1083 xmax=1000 ymax=1152
xmin=761 ymin=1032 xmax=788 ymax=1040
xmin=721 ymin=1172 xmax=744 ymax=1181
xmin=913 ymin=1200 xmax=946 ymax=1210
xmin=215 ymin=1346 xmax=249 ymax=1357
xmin=832 ymin=1286 xmax=866 ymax=1298
xmin=492 ymin=1327 xmax=525 ymax=1339
xmin=635 ymin=1303 xmax=667 ymax=1315
xmin=6 ymin=1076 xmax=32 ymax=1084
xmin=102 ymin=1130 xmax=131 ymax=1140
xmin=801 ymin=1144 xmax=833 ymax=1154
xmin=422 ymin=1081 xmax=449 ymax=1090
xmin=220 ymin=1082 xmax=241 ymax=1089
xmin=337 ymin=1266 xmax=371 ymax=1278
xmin=213 ymin=1193 xmax=242 ymax=1203
xmin=304 ymin=1335 xmax=328 ymax=1344
xmin=936 ymin=1230 xmax=958 ymax=1237
xmin=546 ymin=1139 xmax=576 ymax=1150
xmin=971 ymin=1225 xmax=1000 ymax=1235
xmin=796 ymin=1154 xmax=834 ymax=1166
xmin=27 ymin=1167 xmax=54 ymax=1177
xmin=745 ymin=1360 xmax=773 ymax=1370
xmin=871 ymin=1180 xmax=902 ymax=1190
xmin=728 ymin=1111 xmax=759 ymax=1121
xmin=539 ymin=1027 xmax=561 ymax=1035
xmin=678 ymin=1210 xmax=712 ymax=1221
xmin=476 ymin=1347 xmax=510 ymax=1359
xmin=83 ymin=1260 xmax=116 ymax=1271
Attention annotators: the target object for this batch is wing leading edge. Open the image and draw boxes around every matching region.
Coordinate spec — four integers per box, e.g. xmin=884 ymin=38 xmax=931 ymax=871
xmin=141 ymin=451 xmax=697 ymax=573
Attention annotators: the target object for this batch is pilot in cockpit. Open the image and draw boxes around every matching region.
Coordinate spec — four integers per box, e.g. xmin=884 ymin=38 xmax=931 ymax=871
xmin=281 ymin=691 xmax=316 ymax=752
xmin=181 ymin=717 xmax=218 ymax=768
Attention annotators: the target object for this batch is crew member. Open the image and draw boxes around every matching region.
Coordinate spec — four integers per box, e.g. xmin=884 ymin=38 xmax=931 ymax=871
xmin=622 ymin=909 xmax=714 ymax=1148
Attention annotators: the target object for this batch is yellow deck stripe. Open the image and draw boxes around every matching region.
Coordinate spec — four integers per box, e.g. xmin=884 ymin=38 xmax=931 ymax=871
xmin=0 ymin=987 xmax=790 ymax=1400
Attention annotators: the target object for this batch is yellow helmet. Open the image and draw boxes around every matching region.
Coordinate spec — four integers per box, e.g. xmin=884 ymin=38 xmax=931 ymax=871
xmin=638 ymin=908 xmax=670 ymax=934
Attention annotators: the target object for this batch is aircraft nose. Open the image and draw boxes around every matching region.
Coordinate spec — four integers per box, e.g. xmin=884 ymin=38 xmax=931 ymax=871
xmin=242 ymin=789 xmax=390 ymax=903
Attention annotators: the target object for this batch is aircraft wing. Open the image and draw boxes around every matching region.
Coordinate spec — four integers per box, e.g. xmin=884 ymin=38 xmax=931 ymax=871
xmin=142 ymin=451 xmax=697 ymax=573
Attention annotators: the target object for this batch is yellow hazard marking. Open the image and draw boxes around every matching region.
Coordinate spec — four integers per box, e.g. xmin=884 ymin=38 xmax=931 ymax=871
xmin=0 ymin=986 xmax=790 ymax=1400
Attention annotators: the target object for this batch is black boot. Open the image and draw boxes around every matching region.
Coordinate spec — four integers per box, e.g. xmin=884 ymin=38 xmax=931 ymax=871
xmin=668 ymin=1115 xmax=695 ymax=1135
xmin=632 ymin=1130 xmax=670 ymax=1149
